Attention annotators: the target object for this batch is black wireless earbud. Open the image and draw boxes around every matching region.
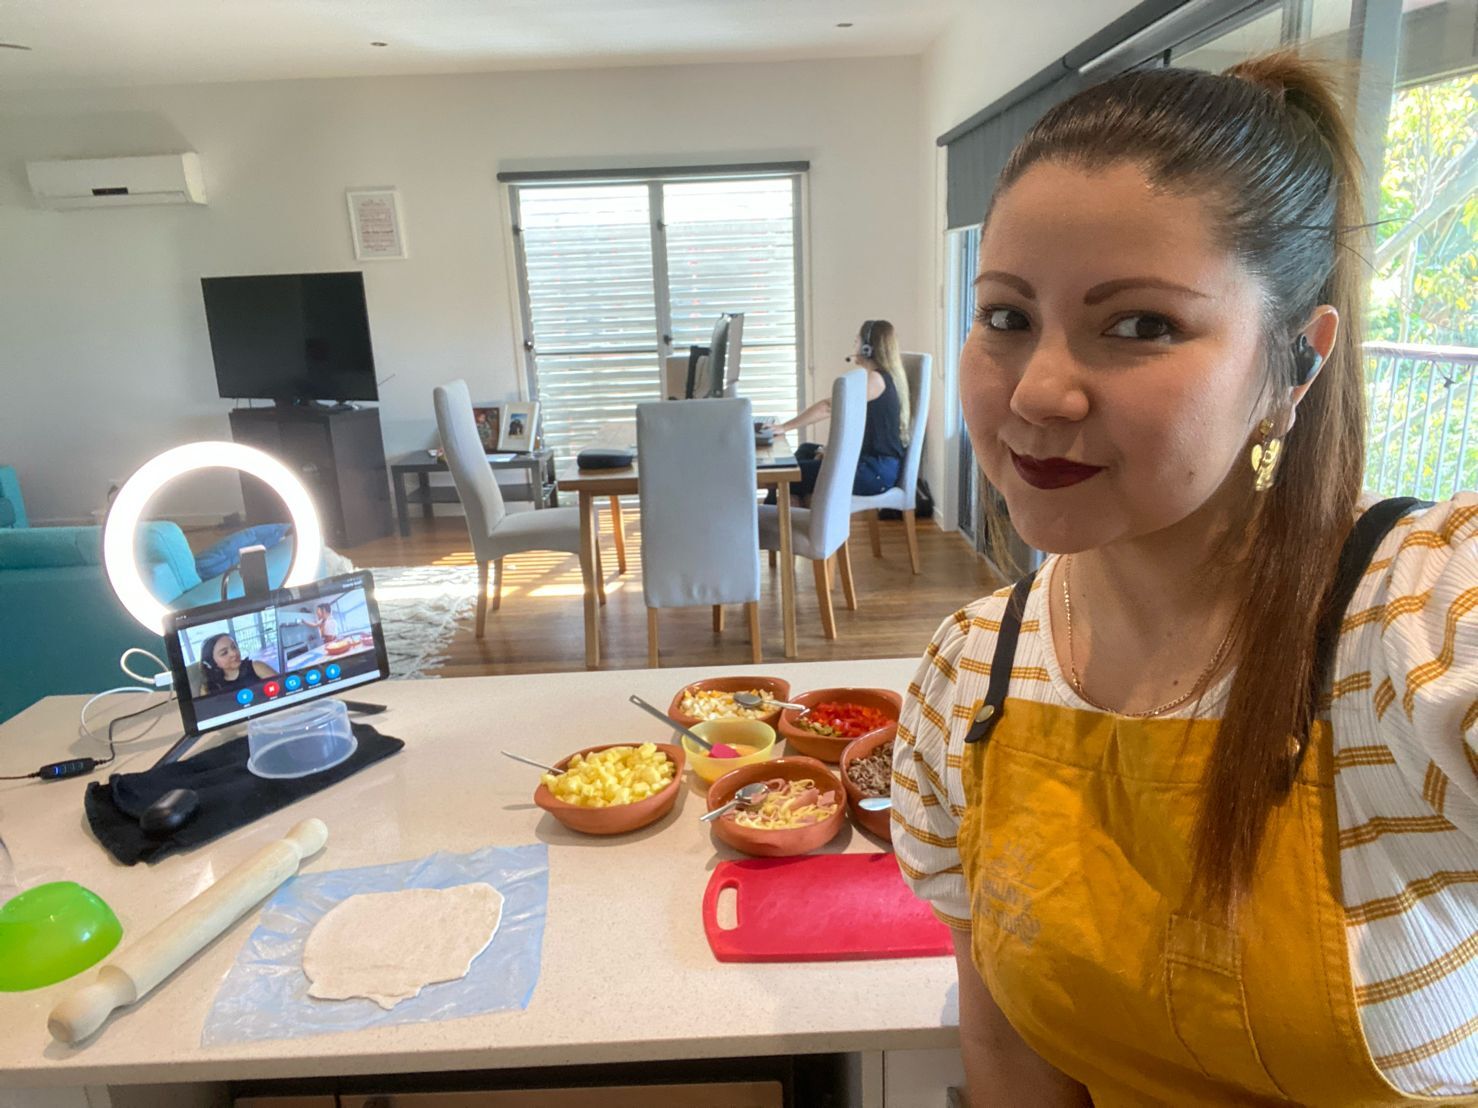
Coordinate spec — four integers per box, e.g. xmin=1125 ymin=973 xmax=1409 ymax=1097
xmin=1292 ymin=334 xmax=1322 ymax=385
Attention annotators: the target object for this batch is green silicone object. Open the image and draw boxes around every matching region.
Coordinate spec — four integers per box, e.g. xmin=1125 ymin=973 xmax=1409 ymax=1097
xmin=0 ymin=881 xmax=123 ymax=991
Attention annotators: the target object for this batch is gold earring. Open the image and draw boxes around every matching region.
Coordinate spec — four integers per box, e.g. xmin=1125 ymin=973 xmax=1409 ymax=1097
xmin=1250 ymin=418 xmax=1283 ymax=492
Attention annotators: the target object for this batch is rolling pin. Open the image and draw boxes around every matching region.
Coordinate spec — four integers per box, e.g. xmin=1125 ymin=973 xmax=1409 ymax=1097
xmin=48 ymin=818 xmax=328 ymax=1044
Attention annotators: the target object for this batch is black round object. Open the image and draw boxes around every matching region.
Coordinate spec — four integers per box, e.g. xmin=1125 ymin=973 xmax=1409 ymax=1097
xmin=139 ymin=787 xmax=201 ymax=837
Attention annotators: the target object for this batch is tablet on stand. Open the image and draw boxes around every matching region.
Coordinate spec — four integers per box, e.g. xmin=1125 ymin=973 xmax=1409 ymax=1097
xmin=155 ymin=563 xmax=390 ymax=767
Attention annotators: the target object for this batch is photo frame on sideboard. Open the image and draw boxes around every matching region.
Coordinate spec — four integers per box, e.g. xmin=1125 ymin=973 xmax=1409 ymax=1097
xmin=500 ymin=401 xmax=539 ymax=452
xmin=471 ymin=404 xmax=502 ymax=454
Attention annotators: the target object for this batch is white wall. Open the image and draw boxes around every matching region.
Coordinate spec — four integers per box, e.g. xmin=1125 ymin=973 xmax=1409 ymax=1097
xmin=0 ymin=56 xmax=923 ymax=523
xmin=914 ymin=0 xmax=1142 ymax=529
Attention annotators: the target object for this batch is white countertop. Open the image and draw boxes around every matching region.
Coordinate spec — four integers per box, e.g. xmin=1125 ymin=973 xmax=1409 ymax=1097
xmin=0 ymin=659 xmax=958 ymax=1089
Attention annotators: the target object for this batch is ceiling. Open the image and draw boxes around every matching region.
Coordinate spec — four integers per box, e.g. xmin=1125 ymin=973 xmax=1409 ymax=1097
xmin=0 ymin=0 xmax=966 ymax=92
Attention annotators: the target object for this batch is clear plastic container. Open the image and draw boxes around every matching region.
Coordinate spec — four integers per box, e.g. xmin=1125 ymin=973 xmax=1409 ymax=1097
xmin=246 ymin=699 xmax=357 ymax=779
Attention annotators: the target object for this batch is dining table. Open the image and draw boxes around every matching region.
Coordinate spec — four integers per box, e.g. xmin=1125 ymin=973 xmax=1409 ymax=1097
xmin=555 ymin=425 xmax=802 ymax=668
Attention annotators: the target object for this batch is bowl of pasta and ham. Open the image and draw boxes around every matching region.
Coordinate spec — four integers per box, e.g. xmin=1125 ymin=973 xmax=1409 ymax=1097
xmin=704 ymin=756 xmax=847 ymax=857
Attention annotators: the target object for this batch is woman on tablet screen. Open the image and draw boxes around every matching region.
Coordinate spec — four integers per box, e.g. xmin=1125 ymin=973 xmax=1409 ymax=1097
xmin=198 ymin=633 xmax=278 ymax=697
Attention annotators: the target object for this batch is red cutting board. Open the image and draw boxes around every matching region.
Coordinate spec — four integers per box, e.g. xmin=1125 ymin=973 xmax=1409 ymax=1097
xmin=702 ymin=853 xmax=954 ymax=962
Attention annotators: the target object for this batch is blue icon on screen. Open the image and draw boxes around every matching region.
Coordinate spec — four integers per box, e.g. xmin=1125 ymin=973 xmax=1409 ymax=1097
xmin=305 ymin=669 xmax=323 ymax=686
xmin=235 ymin=688 xmax=254 ymax=705
xmin=325 ymin=664 xmax=342 ymax=680
xmin=284 ymin=675 xmax=303 ymax=692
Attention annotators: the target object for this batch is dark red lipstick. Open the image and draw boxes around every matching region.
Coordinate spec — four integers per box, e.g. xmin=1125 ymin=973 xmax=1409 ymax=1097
xmin=1010 ymin=451 xmax=1105 ymax=490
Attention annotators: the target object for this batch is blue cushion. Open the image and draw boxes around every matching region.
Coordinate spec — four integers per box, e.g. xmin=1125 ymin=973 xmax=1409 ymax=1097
xmin=193 ymin=523 xmax=293 ymax=579
xmin=135 ymin=522 xmax=203 ymax=595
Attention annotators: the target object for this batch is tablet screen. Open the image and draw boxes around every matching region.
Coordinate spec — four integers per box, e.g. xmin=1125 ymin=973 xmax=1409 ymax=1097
xmin=163 ymin=570 xmax=389 ymax=735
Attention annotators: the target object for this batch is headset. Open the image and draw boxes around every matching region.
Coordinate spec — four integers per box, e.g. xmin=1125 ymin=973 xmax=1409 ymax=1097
xmin=1292 ymin=333 xmax=1323 ymax=385
xmin=858 ymin=319 xmax=878 ymax=361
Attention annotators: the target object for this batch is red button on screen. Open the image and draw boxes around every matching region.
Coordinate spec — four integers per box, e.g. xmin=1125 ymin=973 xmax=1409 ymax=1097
xmin=263 ymin=682 xmax=281 ymax=697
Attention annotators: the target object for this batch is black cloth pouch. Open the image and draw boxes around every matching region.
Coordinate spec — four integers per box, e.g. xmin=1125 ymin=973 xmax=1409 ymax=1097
xmin=84 ymin=723 xmax=403 ymax=865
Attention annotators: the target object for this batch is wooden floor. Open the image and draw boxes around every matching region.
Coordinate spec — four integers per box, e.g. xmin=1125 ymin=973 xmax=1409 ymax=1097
xmin=343 ymin=511 xmax=1003 ymax=676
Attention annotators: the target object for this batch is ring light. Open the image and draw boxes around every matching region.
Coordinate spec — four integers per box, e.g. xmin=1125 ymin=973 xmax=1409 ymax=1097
xmin=103 ymin=441 xmax=324 ymax=633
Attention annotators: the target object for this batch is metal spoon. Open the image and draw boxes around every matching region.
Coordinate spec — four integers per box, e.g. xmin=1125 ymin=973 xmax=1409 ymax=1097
xmin=857 ymin=796 xmax=892 ymax=811
xmin=502 ymin=750 xmax=563 ymax=775
xmin=627 ymin=695 xmax=742 ymax=758
xmin=732 ymin=691 xmax=810 ymax=715
xmin=701 ymin=782 xmax=770 ymax=823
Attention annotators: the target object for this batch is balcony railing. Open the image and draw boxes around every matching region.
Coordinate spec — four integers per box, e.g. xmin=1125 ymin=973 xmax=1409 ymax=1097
xmin=1364 ymin=341 xmax=1478 ymax=501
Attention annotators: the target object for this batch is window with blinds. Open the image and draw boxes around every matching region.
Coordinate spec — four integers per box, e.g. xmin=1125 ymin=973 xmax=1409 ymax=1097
xmin=508 ymin=171 xmax=804 ymax=456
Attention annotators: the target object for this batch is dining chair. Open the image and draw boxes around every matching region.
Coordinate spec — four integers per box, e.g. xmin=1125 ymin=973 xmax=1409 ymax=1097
xmin=433 ymin=379 xmax=587 ymax=638
xmin=636 ymin=397 xmax=762 ymax=666
xmin=757 ymin=369 xmax=866 ymax=640
xmin=852 ymin=352 xmax=932 ymax=574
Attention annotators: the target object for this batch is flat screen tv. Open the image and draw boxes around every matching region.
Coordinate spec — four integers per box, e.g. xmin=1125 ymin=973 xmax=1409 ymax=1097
xmin=201 ymin=272 xmax=378 ymax=403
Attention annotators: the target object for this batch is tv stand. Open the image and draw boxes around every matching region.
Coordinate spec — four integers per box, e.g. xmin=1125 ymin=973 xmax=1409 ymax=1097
xmin=228 ymin=406 xmax=393 ymax=547
xmin=268 ymin=398 xmax=359 ymax=412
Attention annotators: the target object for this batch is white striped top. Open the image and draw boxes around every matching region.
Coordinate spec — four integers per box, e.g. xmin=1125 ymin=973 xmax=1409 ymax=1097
xmin=893 ymin=495 xmax=1478 ymax=1097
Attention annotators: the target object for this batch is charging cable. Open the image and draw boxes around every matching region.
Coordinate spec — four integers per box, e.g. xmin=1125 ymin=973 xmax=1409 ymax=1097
xmin=1 ymin=649 xmax=175 ymax=782
xmin=0 ymin=692 xmax=174 ymax=781
xmin=121 ymin=647 xmax=170 ymax=687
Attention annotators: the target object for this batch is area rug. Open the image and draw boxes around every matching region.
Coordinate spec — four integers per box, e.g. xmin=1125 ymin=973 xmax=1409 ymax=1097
xmin=367 ymin=564 xmax=480 ymax=679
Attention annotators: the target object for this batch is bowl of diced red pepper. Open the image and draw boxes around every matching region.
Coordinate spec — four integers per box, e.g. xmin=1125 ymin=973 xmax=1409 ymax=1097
xmin=775 ymin=687 xmax=902 ymax=763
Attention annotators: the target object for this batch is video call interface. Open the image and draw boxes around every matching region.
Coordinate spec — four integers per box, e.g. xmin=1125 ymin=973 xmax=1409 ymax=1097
xmin=172 ymin=575 xmax=382 ymax=731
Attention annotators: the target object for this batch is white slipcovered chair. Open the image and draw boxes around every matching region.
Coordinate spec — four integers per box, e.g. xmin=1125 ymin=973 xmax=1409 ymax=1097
xmin=758 ymin=369 xmax=866 ymax=640
xmin=637 ymin=398 xmax=762 ymax=666
xmin=851 ymin=352 xmax=931 ymax=574
xmin=433 ymin=379 xmax=586 ymax=638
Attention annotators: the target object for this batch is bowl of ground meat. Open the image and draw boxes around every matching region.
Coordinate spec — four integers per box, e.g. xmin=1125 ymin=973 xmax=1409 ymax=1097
xmin=840 ymin=731 xmax=894 ymax=840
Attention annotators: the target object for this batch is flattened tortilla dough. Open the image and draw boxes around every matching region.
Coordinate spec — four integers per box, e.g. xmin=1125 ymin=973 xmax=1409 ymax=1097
xmin=303 ymin=883 xmax=503 ymax=1009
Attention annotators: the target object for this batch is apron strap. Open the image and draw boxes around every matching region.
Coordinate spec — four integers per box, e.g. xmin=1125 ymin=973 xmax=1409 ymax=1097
xmin=965 ymin=569 xmax=1039 ymax=745
xmin=1295 ymin=496 xmax=1431 ymax=774
xmin=957 ymin=499 xmax=1428 ymax=757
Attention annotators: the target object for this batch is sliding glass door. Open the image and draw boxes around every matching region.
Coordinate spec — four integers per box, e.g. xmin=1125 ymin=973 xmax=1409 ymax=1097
xmin=509 ymin=171 xmax=804 ymax=456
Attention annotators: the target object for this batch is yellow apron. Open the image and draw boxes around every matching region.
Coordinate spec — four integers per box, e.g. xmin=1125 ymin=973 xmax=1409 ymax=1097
xmin=958 ymin=700 xmax=1475 ymax=1106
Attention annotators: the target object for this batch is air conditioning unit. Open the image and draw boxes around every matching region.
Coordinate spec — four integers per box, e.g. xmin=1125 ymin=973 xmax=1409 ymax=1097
xmin=26 ymin=153 xmax=207 ymax=209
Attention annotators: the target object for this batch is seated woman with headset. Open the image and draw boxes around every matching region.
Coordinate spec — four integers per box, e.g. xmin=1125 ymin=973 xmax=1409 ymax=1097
xmin=198 ymin=633 xmax=278 ymax=697
xmin=766 ymin=319 xmax=910 ymax=504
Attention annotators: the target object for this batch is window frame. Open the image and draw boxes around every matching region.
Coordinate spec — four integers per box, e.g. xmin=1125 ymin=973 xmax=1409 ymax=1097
xmin=503 ymin=164 xmax=808 ymax=448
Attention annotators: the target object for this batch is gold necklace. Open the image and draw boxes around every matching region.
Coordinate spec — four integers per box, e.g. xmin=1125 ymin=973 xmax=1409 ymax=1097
xmin=1062 ymin=555 xmax=1236 ymax=719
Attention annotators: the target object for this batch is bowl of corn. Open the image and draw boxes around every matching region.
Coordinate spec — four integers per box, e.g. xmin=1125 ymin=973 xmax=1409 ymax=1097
xmin=533 ymin=741 xmax=686 ymax=835
xmin=667 ymin=676 xmax=792 ymax=731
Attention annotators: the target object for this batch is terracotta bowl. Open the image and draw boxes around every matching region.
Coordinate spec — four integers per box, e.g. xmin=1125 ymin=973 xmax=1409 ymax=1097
xmin=839 ymin=730 xmax=896 ymax=841
xmin=777 ymin=687 xmax=903 ymax=763
xmin=668 ymin=675 xmax=792 ymax=731
xmin=533 ymin=742 xmax=685 ymax=835
xmin=705 ymin=756 xmax=847 ymax=857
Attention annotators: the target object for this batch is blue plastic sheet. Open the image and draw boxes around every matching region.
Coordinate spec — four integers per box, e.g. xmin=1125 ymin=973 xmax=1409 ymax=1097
xmin=202 ymin=843 xmax=548 ymax=1045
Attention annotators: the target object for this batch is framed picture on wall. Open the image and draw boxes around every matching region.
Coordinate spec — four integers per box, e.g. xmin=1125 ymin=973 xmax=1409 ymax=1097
xmin=471 ymin=405 xmax=502 ymax=454
xmin=346 ymin=188 xmax=408 ymax=261
xmin=500 ymin=402 xmax=539 ymax=453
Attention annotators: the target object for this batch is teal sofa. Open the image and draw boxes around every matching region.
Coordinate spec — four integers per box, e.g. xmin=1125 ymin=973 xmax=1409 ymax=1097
xmin=0 ymin=472 xmax=345 ymax=722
